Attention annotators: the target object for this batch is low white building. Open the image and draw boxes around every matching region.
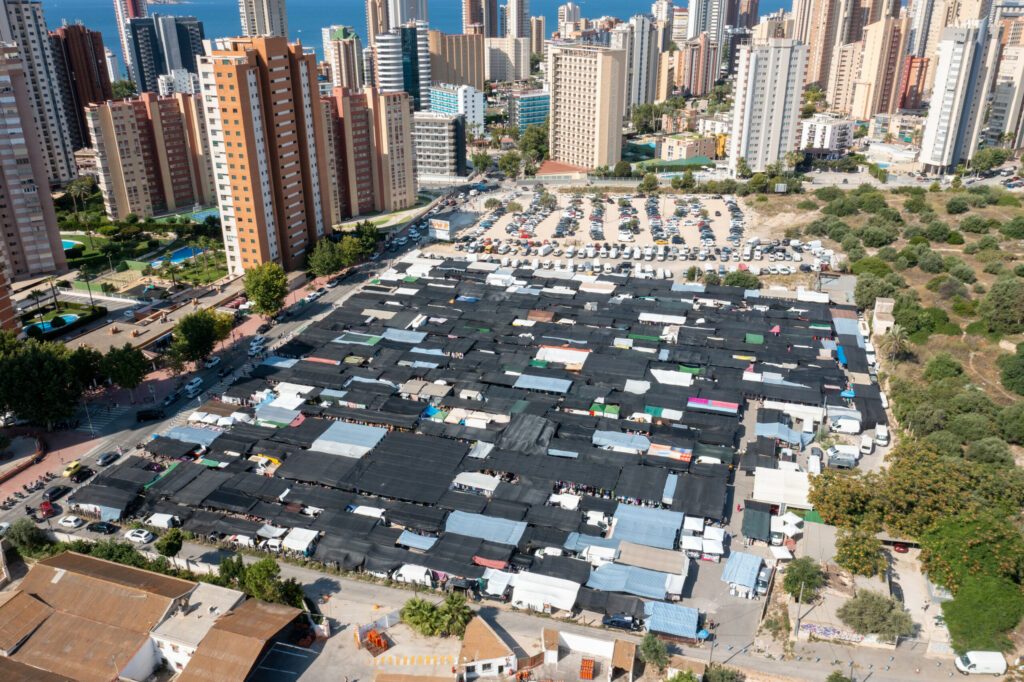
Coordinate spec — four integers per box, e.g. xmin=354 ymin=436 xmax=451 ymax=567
xmin=150 ymin=583 xmax=245 ymax=674
xmin=458 ymin=617 xmax=518 ymax=679
xmin=800 ymin=113 xmax=855 ymax=154
xmin=158 ymin=69 xmax=200 ymax=96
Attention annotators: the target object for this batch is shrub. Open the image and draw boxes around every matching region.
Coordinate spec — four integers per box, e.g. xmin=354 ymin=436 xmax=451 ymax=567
xmin=918 ymin=250 xmax=946 ymax=273
xmin=851 ymin=257 xmax=891 ymax=277
xmin=796 ymin=199 xmax=818 ymax=210
xmin=924 ymin=221 xmax=951 ymax=242
xmin=997 ymin=402 xmax=1024 ymax=444
xmin=1000 ymin=217 xmax=1024 ymax=239
xmin=983 ymin=262 xmax=1006 ymax=275
xmin=949 ymin=263 xmax=977 ymax=283
xmin=948 ymin=412 xmax=996 ymax=443
xmin=966 ymin=437 xmax=1013 ymax=466
xmin=815 ymin=186 xmax=844 ymax=202
xmin=959 ymin=215 xmax=991 ymax=233
xmin=838 ymin=590 xmax=915 ymax=641
xmin=783 ymin=557 xmax=824 ymax=603
xmin=946 ymin=196 xmax=970 ymax=214
xmin=924 ymin=353 xmax=963 ymax=381
xmin=823 ymin=197 xmax=859 ymax=216
xmin=876 ymin=246 xmax=898 ymax=261
xmin=951 ymin=296 xmax=978 ymax=316
xmin=947 ymin=231 xmax=965 ymax=244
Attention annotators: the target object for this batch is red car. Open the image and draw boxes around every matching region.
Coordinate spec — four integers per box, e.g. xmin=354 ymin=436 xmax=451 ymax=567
xmin=892 ymin=543 xmax=909 ymax=554
xmin=37 ymin=501 xmax=56 ymax=520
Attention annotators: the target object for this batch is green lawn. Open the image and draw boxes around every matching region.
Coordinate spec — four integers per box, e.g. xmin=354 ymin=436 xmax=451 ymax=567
xmin=60 ymin=232 xmax=110 ymax=257
xmin=174 ymin=250 xmax=229 ymax=285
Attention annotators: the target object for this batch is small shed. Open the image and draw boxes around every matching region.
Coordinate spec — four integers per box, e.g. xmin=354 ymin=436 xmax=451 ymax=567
xmin=458 ymin=617 xmax=517 ymax=679
xmin=281 ymin=527 xmax=319 ymax=556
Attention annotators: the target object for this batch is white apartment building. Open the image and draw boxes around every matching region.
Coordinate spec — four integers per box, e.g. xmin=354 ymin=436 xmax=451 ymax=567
xmin=547 ymin=43 xmax=626 ymax=169
xmin=0 ymin=0 xmax=75 ymax=185
xmin=239 ymin=0 xmax=288 ymax=37
xmin=113 ymin=0 xmax=146 ymax=88
xmin=413 ymin=111 xmax=467 ymax=183
xmin=507 ymin=0 xmax=530 ymax=39
xmin=800 ymin=113 xmax=855 ymax=152
xmin=557 ymin=2 xmax=581 ymax=34
xmin=697 ymin=112 xmax=732 ymax=136
xmin=729 ymin=38 xmax=807 ymax=175
xmin=609 ymin=15 xmax=659 ymax=116
xmin=919 ymin=21 xmax=988 ymax=174
xmin=429 ymin=83 xmax=485 ymax=136
xmin=158 ymin=68 xmax=200 ymax=95
xmin=985 ymin=44 xmax=1024 ymax=148
xmin=388 ymin=0 xmax=429 ymax=28
xmin=375 ymin=22 xmax=432 ymax=109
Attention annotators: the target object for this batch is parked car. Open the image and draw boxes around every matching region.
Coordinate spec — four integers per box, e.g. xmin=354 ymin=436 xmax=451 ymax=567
xmin=204 ymin=356 xmax=222 ymax=369
xmin=184 ymin=377 xmax=203 ymax=392
xmin=135 ymin=409 xmax=165 ymax=423
xmin=69 ymin=467 xmax=93 ymax=484
xmin=59 ymin=515 xmax=84 ymax=529
xmin=124 ymin=529 xmax=155 ymax=544
xmin=42 ymin=485 xmax=71 ymax=502
xmin=61 ymin=460 xmax=81 ymax=478
xmin=601 ymin=614 xmax=641 ymax=631
xmin=97 ymin=451 xmax=120 ymax=467
xmin=87 ymin=521 xmax=119 ymax=535
xmin=36 ymin=501 xmax=57 ymax=519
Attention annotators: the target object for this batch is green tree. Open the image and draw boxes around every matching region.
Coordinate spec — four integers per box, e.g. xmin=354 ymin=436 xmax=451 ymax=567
xmin=783 ymin=557 xmax=824 ymax=603
xmin=837 ymin=590 xmax=914 ymax=641
xmin=998 ymin=344 xmax=1024 ymax=395
xmin=518 ymin=123 xmax=549 ymax=161
xmin=0 ymin=339 xmax=82 ymax=429
xmin=825 ymin=672 xmax=853 ymax=682
xmin=337 ymin=235 xmax=367 ymax=266
xmin=835 ymin=526 xmax=886 ymax=576
xmin=942 ymin=574 xmax=1024 ymax=652
xmin=997 ymin=402 xmax=1024 ymax=443
xmin=876 ymin=324 xmax=910 ymax=362
xmin=666 ymin=672 xmax=700 ymax=682
xmin=613 ymin=160 xmax=633 ymax=178
xmin=506 ymin=201 xmax=523 ymax=213
xmin=639 ymin=173 xmax=660 ymax=194
xmin=735 ymin=157 xmax=753 ymax=179
xmin=168 ymin=309 xmax=232 ymax=369
xmin=498 ymin=150 xmax=522 ymax=178
xmin=808 ymin=470 xmax=879 ymax=527
xmin=484 ymin=197 xmax=500 ymax=209
xmin=639 ymin=633 xmax=669 ymax=672
xmin=704 ymin=271 xmax=721 ymax=285
xmin=111 ymin=79 xmax=137 ymax=99
xmin=437 ymin=593 xmax=474 ymax=637
xmin=102 ymin=343 xmax=148 ymax=401
xmin=966 ymin=437 xmax=1012 ymax=465
xmin=243 ymin=262 xmax=288 ymax=318
xmin=723 ymin=271 xmax=762 ymax=289
xmin=920 ymin=509 xmax=1024 ymax=592
xmin=704 ymin=665 xmax=746 ymax=682
xmin=854 ymin=273 xmax=898 ymax=308
xmin=68 ymin=346 xmax=104 ymax=392
xmin=241 ymin=557 xmax=303 ymax=607
xmin=307 ymin=238 xmax=345 ymax=278
xmin=471 ymin=151 xmax=491 ymax=173
xmin=923 ymin=353 xmax=963 ymax=381
xmin=978 ymin=276 xmax=1024 ymax=334
xmin=155 ymin=528 xmax=184 ymax=557
xmin=402 ymin=597 xmax=442 ymax=636
xmin=5 ymin=517 xmax=48 ymax=555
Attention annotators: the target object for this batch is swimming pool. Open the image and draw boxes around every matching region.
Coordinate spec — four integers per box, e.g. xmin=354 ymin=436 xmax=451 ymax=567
xmin=61 ymin=239 xmax=82 ymax=251
xmin=26 ymin=314 xmax=79 ymax=333
xmin=151 ymin=246 xmax=204 ymax=268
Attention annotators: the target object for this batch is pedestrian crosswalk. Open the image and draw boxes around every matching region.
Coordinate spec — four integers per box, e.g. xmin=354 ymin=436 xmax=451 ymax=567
xmin=74 ymin=404 xmax=131 ymax=433
xmin=372 ymin=655 xmax=455 ymax=666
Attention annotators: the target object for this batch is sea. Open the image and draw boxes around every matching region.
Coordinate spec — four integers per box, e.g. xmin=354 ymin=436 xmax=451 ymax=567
xmin=42 ymin=0 xmax=788 ymax=70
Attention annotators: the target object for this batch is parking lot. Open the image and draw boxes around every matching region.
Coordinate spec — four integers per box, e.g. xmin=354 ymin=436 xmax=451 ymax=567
xmin=428 ymin=189 xmax=834 ymax=279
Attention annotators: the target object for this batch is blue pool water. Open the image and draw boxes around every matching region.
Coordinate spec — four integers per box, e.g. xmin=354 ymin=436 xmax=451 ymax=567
xmin=27 ymin=314 xmax=79 ymax=333
xmin=190 ymin=208 xmax=220 ymax=222
xmin=152 ymin=246 xmax=204 ymax=269
xmin=61 ymin=239 xmax=82 ymax=251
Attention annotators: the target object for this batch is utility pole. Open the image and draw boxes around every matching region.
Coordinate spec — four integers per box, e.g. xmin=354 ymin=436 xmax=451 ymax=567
xmin=706 ymin=639 xmax=716 ymax=666
xmin=793 ymin=580 xmax=805 ymax=637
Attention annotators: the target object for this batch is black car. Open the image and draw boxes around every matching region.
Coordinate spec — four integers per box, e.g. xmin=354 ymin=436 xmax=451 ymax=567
xmin=257 ymin=322 xmax=273 ymax=333
xmin=602 ymin=614 xmax=641 ymax=631
xmin=87 ymin=521 xmax=119 ymax=535
xmin=42 ymin=485 xmax=71 ymax=502
xmin=69 ymin=467 xmax=93 ymax=484
xmin=97 ymin=452 xmax=120 ymax=467
xmin=135 ymin=408 xmax=165 ymax=423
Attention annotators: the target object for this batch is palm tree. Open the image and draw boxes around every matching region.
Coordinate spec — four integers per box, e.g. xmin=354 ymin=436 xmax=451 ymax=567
xmin=437 ymin=593 xmax=474 ymax=638
xmin=878 ymin=324 xmax=909 ymax=362
xmin=67 ymin=179 xmax=89 ymax=222
xmin=401 ymin=597 xmax=441 ymax=636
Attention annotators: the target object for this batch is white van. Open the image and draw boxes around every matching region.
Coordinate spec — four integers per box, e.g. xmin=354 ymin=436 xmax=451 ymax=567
xmin=875 ymin=424 xmax=890 ymax=446
xmin=954 ymin=652 xmax=1007 ymax=676
xmin=830 ymin=418 xmax=861 ymax=434
xmin=859 ymin=434 xmax=875 ymax=455
xmin=145 ymin=513 xmax=181 ymax=529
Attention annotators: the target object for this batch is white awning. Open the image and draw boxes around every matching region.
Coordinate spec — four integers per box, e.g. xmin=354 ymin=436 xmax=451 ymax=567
xmin=683 ymin=516 xmax=705 ymax=533
xmin=510 ymin=572 xmax=580 ymax=612
xmin=452 ymin=471 xmax=501 ymax=493
xmin=282 ymin=527 xmax=319 ymax=553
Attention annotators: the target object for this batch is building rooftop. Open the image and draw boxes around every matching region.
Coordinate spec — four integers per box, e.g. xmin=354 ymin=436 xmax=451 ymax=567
xmin=151 ymin=582 xmax=245 ymax=648
xmin=459 ymin=617 xmax=514 ymax=665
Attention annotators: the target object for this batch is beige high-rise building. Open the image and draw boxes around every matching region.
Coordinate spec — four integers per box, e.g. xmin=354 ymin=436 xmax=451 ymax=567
xmin=428 ymin=30 xmax=485 ymax=90
xmin=850 ymin=15 xmax=907 ymax=118
xmin=655 ymin=49 xmax=676 ymax=102
xmin=0 ymin=43 xmax=65 ymax=280
xmin=199 ymin=36 xmax=332 ymax=275
xmin=486 ymin=36 xmax=531 ymax=81
xmin=507 ymin=0 xmax=530 ymax=39
xmin=462 ymin=0 xmax=499 ymax=37
xmin=323 ymin=25 xmax=364 ymax=90
xmin=547 ymin=44 xmax=626 ymax=169
xmin=322 ymin=88 xmax=382 ymax=220
xmin=87 ymin=93 xmax=213 ymax=221
xmin=239 ymin=0 xmax=288 ymax=38
xmin=0 ymin=0 xmax=75 ymax=186
xmin=366 ymin=0 xmax=390 ymax=45
xmin=366 ymin=87 xmax=416 ymax=212
xmin=806 ymin=0 xmax=842 ymax=85
xmin=531 ymin=16 xmax=546 ymax=54
xmin=826 ymin=41 xmax=863 ymax=113
xmin=791 ymin=0 xmax=814 ymax=43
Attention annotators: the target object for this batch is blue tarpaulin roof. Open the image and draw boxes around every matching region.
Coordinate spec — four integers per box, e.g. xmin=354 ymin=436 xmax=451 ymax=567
xmin=593 ymin=430 xmax=651 ymax=452
xmin=836 ymin=345 xmax=848 ymax=366
xmin=586 ymin=563 xmax=668 ymax=599
xmin=445 ymin=510 xmax=527 ymax=545
xmin=722 ymin=551 xmax=762 ymax=590
xmin=166 ymin=426 xmax=221 ymax=448
xmin=755 ymin=422 xmax=814 ymax=447
xmin=397 ymin=530 xmax=437 ymax=551
xmin=645 ymin=601 xmax=700 ymax=639
xmin=613 ymin=505 xmax=683 ymax=550
xmin=513 ymin=374 xmax=572 ymax=393
xmin=564 ymin=532 xmax=621 ymax=552
xmin=382 ymin=328 xmax=428 ymax=344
